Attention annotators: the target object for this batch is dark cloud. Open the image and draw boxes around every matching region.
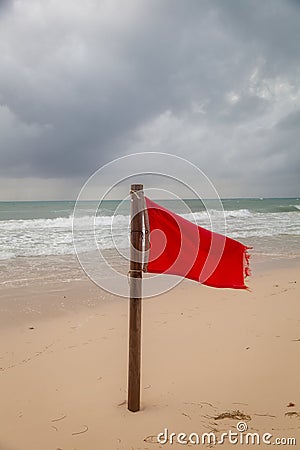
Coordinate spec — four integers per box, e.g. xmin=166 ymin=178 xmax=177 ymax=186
xmin=276 ymin=110 xmax=300 ymax=131
xmin=215 ymin=0 xmax=300 ymax=73
xmin=0 ymin=0 xmax=299 ymax=198
xmin=0 ymin=0 xmax=10 ymax=11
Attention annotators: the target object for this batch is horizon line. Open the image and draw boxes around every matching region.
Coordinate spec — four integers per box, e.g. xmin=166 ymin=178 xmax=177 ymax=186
xmin=0 ymin=196 xmax=299 ymax=203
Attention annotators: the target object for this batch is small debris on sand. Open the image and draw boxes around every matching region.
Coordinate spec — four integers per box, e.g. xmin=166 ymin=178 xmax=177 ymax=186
xmin=214 ymin=410 xmax=251 ymax=421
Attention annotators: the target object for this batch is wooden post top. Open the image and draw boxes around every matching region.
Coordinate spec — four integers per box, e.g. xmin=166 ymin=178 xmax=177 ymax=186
xmin=131 ymin=184 xmax=143 ymax=191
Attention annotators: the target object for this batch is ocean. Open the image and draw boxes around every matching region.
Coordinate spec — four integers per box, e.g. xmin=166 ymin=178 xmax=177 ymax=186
xmin=0 ymin=198 xmax=299 ymax=288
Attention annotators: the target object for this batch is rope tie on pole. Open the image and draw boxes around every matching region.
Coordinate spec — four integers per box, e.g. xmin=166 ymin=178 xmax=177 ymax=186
xmin=130 ymin=190 xmax=141 ymax=200
xmin=127 ymin=269 xmax=143 ymax=285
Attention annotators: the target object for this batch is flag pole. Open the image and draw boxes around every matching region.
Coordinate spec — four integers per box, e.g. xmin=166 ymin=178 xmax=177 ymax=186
xmin=128 ymin=183 xmax=144 ymax=412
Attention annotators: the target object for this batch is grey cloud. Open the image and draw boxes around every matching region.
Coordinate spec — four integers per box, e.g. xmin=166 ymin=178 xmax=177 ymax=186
xmin=0 ymin=0 xmax=299 ymax=197
xmin=217 ymin=96 xmax=269 ymax=123
xmin=215 ymin=0 xmax=300 ymax=74
xmin=276 ymin=110 xmax=300 ymax=131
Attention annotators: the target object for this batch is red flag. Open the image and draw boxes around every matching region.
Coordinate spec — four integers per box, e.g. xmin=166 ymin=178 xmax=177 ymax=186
xmin=144 ymin=197 xmax=251 ymax=289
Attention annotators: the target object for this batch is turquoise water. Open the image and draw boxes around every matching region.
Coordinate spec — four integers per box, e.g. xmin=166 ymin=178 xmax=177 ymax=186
xmin=0 ymin=198 xmax=299 ymax=260
xmin=1 ymin=198 xmax=299 ymax=221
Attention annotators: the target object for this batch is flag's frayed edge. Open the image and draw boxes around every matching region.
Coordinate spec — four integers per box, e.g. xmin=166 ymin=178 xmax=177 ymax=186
xmin=244 ymin=247 xmax=252 ymax=291
xmin=244 ymin=247 xmax=252 ymax=278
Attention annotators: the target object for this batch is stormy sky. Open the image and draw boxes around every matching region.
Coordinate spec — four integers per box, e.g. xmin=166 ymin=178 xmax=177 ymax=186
xmin=0 ymin=0 xmax=299 ymax=200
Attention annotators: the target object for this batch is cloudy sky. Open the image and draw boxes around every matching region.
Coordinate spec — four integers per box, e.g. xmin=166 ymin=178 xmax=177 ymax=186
xmin=0 ymin=0 xmax=299 ymax=200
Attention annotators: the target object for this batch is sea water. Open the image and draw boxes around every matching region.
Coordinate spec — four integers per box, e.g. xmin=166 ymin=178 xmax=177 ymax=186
xmin=0 ymin=198 xmax=299 ymax=286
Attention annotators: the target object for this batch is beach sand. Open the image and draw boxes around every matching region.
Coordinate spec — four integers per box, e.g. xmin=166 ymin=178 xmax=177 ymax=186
xmin=0 ymin=258 xmax=299 ymax=449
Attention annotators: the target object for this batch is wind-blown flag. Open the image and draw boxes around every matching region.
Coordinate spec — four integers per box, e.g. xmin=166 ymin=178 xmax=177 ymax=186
xmin=144 ymin=197 xmax=251 ymax=289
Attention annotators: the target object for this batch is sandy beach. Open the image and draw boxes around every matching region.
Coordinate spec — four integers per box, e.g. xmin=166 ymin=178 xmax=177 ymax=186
xmin=0 ymin=256 xmax=299 ymax=450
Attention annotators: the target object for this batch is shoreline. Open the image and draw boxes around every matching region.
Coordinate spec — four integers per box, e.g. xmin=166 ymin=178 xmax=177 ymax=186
xmin=1 ymin=253 xmax=300 ymax=328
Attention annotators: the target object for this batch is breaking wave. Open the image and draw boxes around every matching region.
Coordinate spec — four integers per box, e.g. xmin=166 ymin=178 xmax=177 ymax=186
xmin=0 ymin=201 xmax=299 ymax=260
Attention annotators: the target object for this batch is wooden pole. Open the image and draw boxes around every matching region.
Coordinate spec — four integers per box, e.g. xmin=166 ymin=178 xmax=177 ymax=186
xmin=128 ymin=183 xmax=143 ymax=412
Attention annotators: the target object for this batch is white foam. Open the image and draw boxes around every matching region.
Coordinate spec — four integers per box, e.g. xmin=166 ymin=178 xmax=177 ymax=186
xmin=0 ymin=251 xmax=16 ymax=260
xmin=0 ymin=208 xmax=299 ymax=260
